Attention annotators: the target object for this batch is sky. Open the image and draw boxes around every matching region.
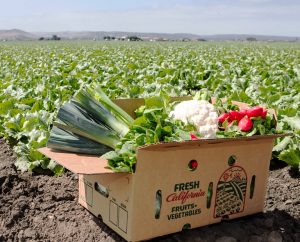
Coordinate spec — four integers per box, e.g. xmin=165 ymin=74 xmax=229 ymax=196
xmin=0 ymin=0 xmax=299 ymax=36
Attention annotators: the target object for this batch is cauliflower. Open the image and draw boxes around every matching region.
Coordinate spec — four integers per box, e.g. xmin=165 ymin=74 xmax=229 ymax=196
xmin=169 ymin=100 xmax=218 ymax=139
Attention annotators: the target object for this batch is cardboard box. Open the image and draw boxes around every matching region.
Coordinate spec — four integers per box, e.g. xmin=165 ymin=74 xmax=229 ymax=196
xmin=39 ymin=98 xmax=285 ymax=242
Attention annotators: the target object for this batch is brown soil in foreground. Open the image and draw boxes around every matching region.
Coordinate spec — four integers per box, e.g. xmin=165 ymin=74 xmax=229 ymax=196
xmin=0 ymin=138 xmax=299 ymax=242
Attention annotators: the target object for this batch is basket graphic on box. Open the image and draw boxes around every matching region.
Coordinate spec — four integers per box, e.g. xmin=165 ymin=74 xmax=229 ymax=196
xmin=214 ymin=166 xmax=247 ymax=218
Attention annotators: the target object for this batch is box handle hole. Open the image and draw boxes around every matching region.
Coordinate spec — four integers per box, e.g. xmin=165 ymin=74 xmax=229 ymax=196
xmin=250 ymin=175 xmax=256 ymax=199
xmin=207 ymin=182 xmax=213 ymax=208
xmin=155 ymin=190 xmax=162 ymax=219
xmin=94 ymin=182 xmax=109 ymax=198
xmin=182 ymin=223 xmax=191 ymax=231
xmin=97 ymin=214 xmax=103 ymax=222
xmin=188 ymin=159 xmax=198 ymax=171
xmin=228 ymin=155 xmax=237 ymax=166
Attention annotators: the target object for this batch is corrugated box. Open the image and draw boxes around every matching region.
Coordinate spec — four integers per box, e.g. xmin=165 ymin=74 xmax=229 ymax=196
xmin=40 ymin=98 xmax=285 ymax=242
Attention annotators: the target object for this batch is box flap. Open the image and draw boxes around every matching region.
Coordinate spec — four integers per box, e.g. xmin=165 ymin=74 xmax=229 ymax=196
xmin=39 ymin=147 xmax=115 ymax=175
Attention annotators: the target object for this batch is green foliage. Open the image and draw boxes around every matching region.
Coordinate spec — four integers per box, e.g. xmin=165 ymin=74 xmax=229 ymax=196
xmin=0 ymin=41 xmax=299 ymax=173
xmin=102 ymin=93 xmax=193 ymax=173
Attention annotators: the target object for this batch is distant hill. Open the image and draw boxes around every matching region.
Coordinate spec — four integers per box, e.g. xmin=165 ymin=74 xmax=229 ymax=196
xmin=203 ymin=34 xmax=299 ymax=42
xmin=0 ymin=29 xmax=37 ymax=40
xmin=32 ymin=31 xmax=300 ymax=42
xmin=35 ymin=31 xmax=202 ymax=41
xmin=0 ymin=29 xmax=299 ymax=42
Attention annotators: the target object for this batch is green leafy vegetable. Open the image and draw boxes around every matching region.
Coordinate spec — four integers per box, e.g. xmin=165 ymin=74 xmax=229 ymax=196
xmin=102 ymin=92 xmax=194 ymax=173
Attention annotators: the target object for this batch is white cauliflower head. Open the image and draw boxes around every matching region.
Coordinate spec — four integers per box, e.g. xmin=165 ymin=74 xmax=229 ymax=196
xmin=169 ymin=100 xmax=218 ymax=139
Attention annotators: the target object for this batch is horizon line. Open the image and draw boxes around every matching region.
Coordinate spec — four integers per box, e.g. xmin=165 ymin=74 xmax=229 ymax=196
xmin=1 ymin=28 xmax=300 ymax=38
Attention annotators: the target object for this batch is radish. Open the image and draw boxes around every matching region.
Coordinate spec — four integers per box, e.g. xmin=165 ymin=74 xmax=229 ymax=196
xmin=218 ymin=113 xmax=230 ymax=123
xmin=229 ymin=110 xmax=244 ymax=121
xmin=189 ymin=160 xmax=198 ymax=169
xmin=239 ymin=108 xmax=247 ymax=117
xmin=247 ymin=106 xmax=263 ymax=118
xmin=190 ymin=133 xmax=200 ymax=140
xmin=238 ymin=117 xmax=253 ymax=132
xmin=261 ymin=109 xmax=267 ymax=119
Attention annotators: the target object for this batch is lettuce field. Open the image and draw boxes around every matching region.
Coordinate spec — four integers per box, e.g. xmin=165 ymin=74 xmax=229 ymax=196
xmin=0 ymin=41 xmax=299 ymax=174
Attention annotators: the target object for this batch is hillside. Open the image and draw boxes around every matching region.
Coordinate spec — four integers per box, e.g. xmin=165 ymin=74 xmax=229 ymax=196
xmin=35 ymin=31 xmax=300 ymax=41
xmin=0 ymin=29 xmax=299 ymax=41
xmin=0 ymin=29 xmax=37 ymax=41
xmin=35 ymin=31 xmax=201 ymax=41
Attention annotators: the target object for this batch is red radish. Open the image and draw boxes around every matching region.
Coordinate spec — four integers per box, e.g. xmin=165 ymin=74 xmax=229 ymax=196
xmin=247 ymin=106 xmax=263 ymax=118
xmin=189 ymin=160 xmax=198 ymax=169
xmin=239 ymin=108 xmax=247 ymax=117
xmin=238 ymin=117 xmax=253 ymax=132
xmin=261 ymin=109 xmax=267 ymax=119
xmin=190 ymin=133 xmax=199 ymax=140
xmin=229 ymin=110 xmax=244 ymax=121
xmin=218 ymin=113 xmax=230 ymax=123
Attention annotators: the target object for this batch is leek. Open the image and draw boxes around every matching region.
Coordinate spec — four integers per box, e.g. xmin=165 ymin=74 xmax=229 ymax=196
xmin=47 ymin=126 xmax=112 ymax=155
xmin=74 ymin=89 xmax=129 ymax=136
xmin=55 ymin=101 xmax=120 ymax=148
xmin=88 ymin=83 xmax=134 ymax=126
xmin=47 ymin=85 xmax=133 ymax=155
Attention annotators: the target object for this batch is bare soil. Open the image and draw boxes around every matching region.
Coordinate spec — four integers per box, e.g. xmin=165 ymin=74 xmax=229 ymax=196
xmin=0 ymin=138 xmax=299 ymax=242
